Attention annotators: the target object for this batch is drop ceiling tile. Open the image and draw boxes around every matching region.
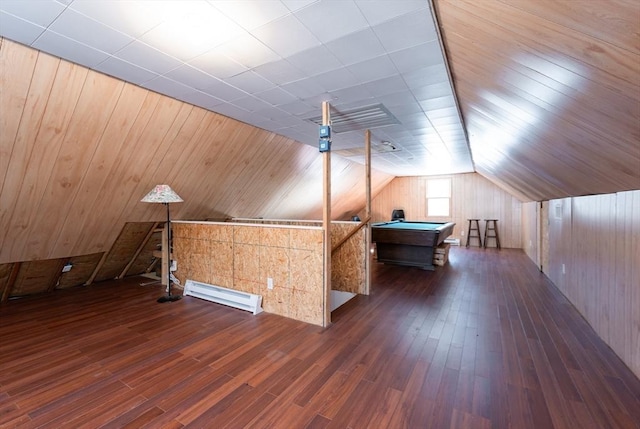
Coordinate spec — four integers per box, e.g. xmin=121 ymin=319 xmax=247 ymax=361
xmin=375 ymin=90 xmax=417 ymax=108
xmin=354 ymin=0 xmax=427 ymax=26
xmin=250 ymin=14 xmax=321 ymax=57
xmin=140 ymin=3 xmax=246 ymax=61
xmin=180 ymin=90 xmax=225 ymax=109
xmin=403 ymin=64 xmax=448 ymax=88
xmin=94 ymin=56 xmax=159 ymax=85
xmin=411 ymin=82 xmax=453 ymax=101
xmin=211 ymin=103 xmax=251 ymax=120
xmin=277 ymin=99 xmax=316 ymax=116
xmin=363 ymin=75 xmax=409 ymax=97
xmin=419 ymin=95 xmax=456 ymax=111
xmin=311 ymin=67 xmax=360 ymax=92
xmin=115 ymin=40 xmax=183 ymax=75
xmin=0 ymin=0 xmax=64 ymax=27
xmin=254 ymin=87 xmax=298 ymax=106
xmin=347 ymin=55 xmax=398 ymax=83
xmin=69 ymin=0 xmax=166 ymax=38
xmin=294 ymin=0 xmax=369 ymax=43
xmin=165 ymin=65 xmax=218 ymax=91
xmin=224 ymin=70 xmax=276 ymax=94
xmin=324 ymin=28 xmax=386 ymax=66
xmin=217 ymin=33 xmax=281 ymax=69
xmin=372 ymin=10 xmax=436 ymax=52
xmin=201 ymin=79 xmax=248 ymax=101
xmin=281 ymin=0 xmax=319 ymax=12
xmin=189 ymin=49 xmax=249 ymax=79
xmin=252 ymin=59 xmax=306 ymax=85
xmin=231 ymin=95 xmax=274 ymax=112
xmin=0 ymin=11 xmax=45 ymax=45
xmin=286 ymin=45 xmax=343 ymax=76
xmin=328 ymin=85 xmax=374 ymax=107
xmin=389 ymin=41 xmax=443 ymax=73
xmin=142 ymin=76 xmax=195 ymax=98
xmin=32 ymin=30 xmax=109 ymax=67
xmin=49 ymin=9 xmax=134 ymax=54
xmin=210 ymin=0 xmax=291 ymax=31
xmin=281 ymin=77 xmax=326 ymax=99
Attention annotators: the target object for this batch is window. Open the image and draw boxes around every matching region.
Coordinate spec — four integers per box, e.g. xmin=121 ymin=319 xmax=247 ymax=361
xmin=426 ymin=178 xmax=451 ymax=217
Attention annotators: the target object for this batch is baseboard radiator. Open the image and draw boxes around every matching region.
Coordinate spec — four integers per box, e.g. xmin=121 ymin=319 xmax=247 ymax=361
xmin=183 ymin=279 xmax=263 ymax=315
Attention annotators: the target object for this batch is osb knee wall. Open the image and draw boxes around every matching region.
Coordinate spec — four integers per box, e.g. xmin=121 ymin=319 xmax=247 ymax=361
xmin=230 ymin=219 xmax=366 ymax=295
xmin=172 ymin=221 xmax=324 ymax=326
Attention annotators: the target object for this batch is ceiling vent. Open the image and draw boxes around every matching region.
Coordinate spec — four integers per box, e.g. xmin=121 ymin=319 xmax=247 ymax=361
xmin=334 ymin=141 xmax=401 ymax=157
xmin=307 ymin=103 xmax=400 ymax=133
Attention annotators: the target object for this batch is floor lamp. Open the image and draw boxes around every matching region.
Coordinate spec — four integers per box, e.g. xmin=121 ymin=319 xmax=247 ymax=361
xmin=141 ymin=184 xmax=183 ymax=303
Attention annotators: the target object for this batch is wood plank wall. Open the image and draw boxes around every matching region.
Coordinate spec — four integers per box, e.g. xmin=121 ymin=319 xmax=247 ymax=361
xmin=434 ymin=0 xmax=640 ymax=202
xmin=0 ymin=39 xmax=393 ymax=265
xmin=522 ymin=201 xmax=539 ymax=266
xmin=523 ymin=190 xmax=640 ymax=378
xmin=371 ymin=173 xmax=523 ymax=248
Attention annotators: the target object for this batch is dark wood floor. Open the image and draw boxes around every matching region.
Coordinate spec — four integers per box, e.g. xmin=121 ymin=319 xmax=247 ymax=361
xmin=1 ymin=247 xmax=639 ymax=428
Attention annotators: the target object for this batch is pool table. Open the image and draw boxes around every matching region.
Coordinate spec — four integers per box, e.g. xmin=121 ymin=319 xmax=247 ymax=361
xmin=371 ymin=220 xmax=455 ymax=270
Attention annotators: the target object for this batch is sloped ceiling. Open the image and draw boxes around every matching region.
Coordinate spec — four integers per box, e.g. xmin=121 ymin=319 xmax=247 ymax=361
xmin=0 ymin=0 xmax=474 ymax=176
xmin=0 ymin=39 xmax=392 ymax=264
xmin=434 ymin=0 xmax=640 ymax=201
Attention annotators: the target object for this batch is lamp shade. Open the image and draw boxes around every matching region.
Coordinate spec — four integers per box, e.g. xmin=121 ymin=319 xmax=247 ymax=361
xmin=141 ymin=185 xmax=183 ymax=203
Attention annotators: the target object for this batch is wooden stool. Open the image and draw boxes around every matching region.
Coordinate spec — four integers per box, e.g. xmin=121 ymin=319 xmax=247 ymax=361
xmin=484 ymin=219 xmax=501 ymax=249
xmin=466 ymin=219 xmax=483 ymax=247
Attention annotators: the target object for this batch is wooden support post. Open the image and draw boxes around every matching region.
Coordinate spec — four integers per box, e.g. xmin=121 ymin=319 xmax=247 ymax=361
xmin=364 ymin=129 xmax=372 ymax=296
xmin=85 ymin=252 xmax=108 ymax=286
xmin=118 ymin=222 xmax=158 ymax=279
xmin=1 ymin=262 xmax=21 ymax=303
xmin=322 ymin=101 xmax=331 ymax=327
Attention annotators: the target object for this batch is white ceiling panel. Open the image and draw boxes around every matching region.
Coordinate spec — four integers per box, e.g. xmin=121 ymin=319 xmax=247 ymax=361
xmin=115 ymin=41 xmax=183 ymax=75
xmin=0 ymin=0 xmax=474 ymax=177
xmin=250 ymin=14 xmax=321 ymax=58
xmin=32 ymin=30 xmax=109 ymax=67
xmin=294 ymin=0 xmax=369 ymax=44
xmin=354 ymin=0 xmax=427 ymax=26
xmin=0 ymin=11 xmax=44 ymax=45
xmin=0 ymin=0 xmax=65 ymax=27
xmin=324 ymin=28 xmax=386 ymax=66
xmin=211 ymin=0 xmax=290 ymax=31
xmin=49 ymin=9 xmax=134 ymax=54
xmin=94 ymin=56 xmax=159 ymax=85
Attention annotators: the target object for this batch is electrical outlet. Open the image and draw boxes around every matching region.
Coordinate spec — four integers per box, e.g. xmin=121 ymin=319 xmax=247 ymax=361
xmin=562 ymin=263 xmax=566 ymax=274
xmin=461 ymin=230 xmax=465 ymax=236
xmin=171 ymin=260 xmax=177 ymax=271
xmin=267 ymin=277 xmax=274 ymax=290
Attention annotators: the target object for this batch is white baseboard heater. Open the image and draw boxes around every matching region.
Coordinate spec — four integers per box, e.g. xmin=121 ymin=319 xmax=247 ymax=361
xmin=183 ymin=279 xmax=263 ymax=315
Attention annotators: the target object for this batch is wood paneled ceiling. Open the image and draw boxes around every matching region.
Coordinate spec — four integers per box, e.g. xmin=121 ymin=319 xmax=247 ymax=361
xmin=0 ymin=0 xmax=474 ymax=176
xmin=434 ymin=0 xmax=640 ymax=201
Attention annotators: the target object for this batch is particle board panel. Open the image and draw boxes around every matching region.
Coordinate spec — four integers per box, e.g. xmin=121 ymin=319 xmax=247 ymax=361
xmin=173 ymin=222 xmax=325 ymax=326
xmin=331 ymin=223 xmax=366 ymax=294
xmin=93 ymin=222 xmax=155 ymax=283
xmin=0 ymin=263 xmax=16 ymax=301
xmin=57 ymin=252 xmax=105 ymax=289
xmin=125 ymin=231 xmax=162 ymax=278
xmin=9 ymin=258 xmax=65 ymax=297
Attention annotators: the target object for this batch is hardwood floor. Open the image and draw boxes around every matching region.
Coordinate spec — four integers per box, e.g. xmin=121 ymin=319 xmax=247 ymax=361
xmin=1 ymin=247 xmax=638 ymax=428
